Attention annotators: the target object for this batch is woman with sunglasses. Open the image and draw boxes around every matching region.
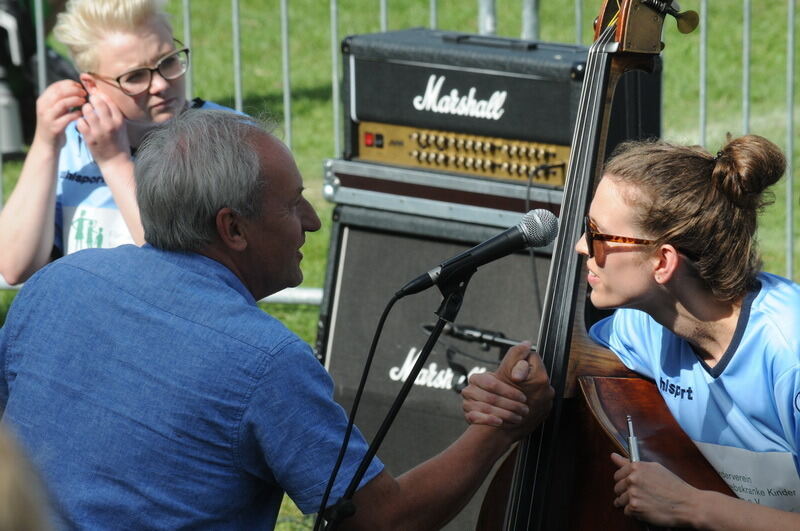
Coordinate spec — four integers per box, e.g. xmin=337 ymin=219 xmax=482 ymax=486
xmin=463 ymin=134 xmax=800 ymax=528
xmin=0 ymin=0 xmax=231 ymax=284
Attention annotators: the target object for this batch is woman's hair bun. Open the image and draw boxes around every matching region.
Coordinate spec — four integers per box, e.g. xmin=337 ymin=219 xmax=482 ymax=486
xmin=712 ymin=135 xmax=785 ymax=209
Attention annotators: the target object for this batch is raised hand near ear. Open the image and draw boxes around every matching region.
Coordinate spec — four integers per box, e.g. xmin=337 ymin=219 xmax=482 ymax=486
xmin=77 ymin=91 xmax=130 ymax=169
xmin=32 ymin=80 xmax=87 ymax=150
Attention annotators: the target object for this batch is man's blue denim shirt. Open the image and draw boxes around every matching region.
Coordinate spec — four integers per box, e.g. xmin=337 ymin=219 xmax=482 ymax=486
xmin=0 ymin=244 xmax=383 ymax=529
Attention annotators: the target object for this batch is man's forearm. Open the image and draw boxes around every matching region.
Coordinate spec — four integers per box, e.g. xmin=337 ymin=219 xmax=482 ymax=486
xmin=342 ymin=425 xmax=515 ymax=530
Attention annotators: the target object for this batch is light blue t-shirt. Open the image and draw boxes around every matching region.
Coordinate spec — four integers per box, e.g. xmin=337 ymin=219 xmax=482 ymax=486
xmin=590 ymin=272 xmax=800 ymax=510
xmin=0 ymin=245 xmax=383 ymax=529
xmin=54 ymin=99 xmax=231 ymax=254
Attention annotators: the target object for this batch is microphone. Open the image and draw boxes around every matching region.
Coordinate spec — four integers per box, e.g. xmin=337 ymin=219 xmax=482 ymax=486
xmin=444 ymin=323 xmax=536 ymax=351
xmin=396 ymin=209 xmax=558 ymax=298
xmin=424 ymin=322 xmax=537 ymax=352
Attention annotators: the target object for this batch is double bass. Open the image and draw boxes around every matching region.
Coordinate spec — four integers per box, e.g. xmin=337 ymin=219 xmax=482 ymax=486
xmin=478 ymin=1 xmax=734 ymax=529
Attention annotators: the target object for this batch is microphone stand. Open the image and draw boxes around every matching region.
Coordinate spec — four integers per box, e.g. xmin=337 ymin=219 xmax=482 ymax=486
xmin=322 ymin=273 xmax=474 ymax=530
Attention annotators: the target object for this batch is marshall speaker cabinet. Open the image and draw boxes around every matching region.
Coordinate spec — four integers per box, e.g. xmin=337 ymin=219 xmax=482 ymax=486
xmin=317 ymin=28 xmax=662 ymax=530
xmin=317 ymin=205 xmax=552 ymax=530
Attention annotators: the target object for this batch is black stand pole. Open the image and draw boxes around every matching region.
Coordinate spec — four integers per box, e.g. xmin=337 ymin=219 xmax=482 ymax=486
xmin=322 ymin=274 xmax=474 ymax=530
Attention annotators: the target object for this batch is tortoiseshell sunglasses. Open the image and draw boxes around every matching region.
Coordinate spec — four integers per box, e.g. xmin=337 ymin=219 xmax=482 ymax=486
xmin=583 ymin=216 xmax=655 ymax=258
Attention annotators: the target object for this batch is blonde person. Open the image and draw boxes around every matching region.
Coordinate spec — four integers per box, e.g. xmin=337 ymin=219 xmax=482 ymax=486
xmin=0 ymin=0 xmax=231 ymax=284
xmin=0 ymin=426 xmax=51 ymax=531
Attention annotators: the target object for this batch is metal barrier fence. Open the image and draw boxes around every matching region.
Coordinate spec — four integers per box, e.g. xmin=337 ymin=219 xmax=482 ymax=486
xmin=1 ymin=0 xmax=797 ymax=298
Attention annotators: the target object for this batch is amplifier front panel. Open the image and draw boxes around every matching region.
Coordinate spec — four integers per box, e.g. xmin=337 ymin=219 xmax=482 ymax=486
xmin=355 ymin=121 xmax=569 ymax=187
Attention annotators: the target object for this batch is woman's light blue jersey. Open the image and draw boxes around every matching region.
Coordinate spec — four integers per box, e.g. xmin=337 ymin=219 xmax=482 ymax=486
xmin=591 ymin=272 xmax=800 ymax=511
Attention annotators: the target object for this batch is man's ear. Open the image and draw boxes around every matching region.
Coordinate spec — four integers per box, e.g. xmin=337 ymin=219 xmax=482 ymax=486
xmin=215 ymin=207 xmax=248 ymax=252
xmin=653 ymin=243 xmax=681 ymax=285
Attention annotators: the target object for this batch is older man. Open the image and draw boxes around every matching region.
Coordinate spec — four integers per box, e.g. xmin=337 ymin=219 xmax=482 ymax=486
xmin=0 ymin=109 xmax=553 ymax=529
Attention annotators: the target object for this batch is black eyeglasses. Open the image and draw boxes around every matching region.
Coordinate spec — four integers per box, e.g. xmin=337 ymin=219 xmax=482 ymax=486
xmin=89 ymin=48 xmax=190 ymax=96
xmin=583 ymin=216 xmax=655 ymax=258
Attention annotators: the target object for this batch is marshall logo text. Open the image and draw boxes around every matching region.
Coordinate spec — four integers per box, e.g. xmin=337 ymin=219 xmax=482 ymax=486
xmin=389 ymin=347 xmax=488 ymax=391
xmin=412 ymin=75 xmax=507 ymax=121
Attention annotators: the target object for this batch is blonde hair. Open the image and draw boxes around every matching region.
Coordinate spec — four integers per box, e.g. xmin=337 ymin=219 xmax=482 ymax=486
xmin=0 ymin=426 xmax=51 ymax=531
xmin=53 ymin=0 xmax=173 ymax=72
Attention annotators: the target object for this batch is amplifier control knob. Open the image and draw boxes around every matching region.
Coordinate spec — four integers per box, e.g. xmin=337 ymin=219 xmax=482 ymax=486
xmin=509 ymin=163 xmax=518 ymax=174
xmin=420 ymin=134 xmax=429 ymax=148
xmin=456 ymin=156 xmax=465 ymax=167
xmin=435 ymin=136 xmax=446 ymax=150
xmin=437 ymin=153 xmax=447 ymax=165
xmin=456 ymin=138 xmax=465 ymax=150
xmin=485 ymin=160 xmax=496 ymax=171
xmin=411 ymin=132 xmax=419 ymax=143
xmin=518 ymin=146 xmax=528 ymax=158
xmin=518 ymin=164 xmax=528 ymax=176
xmin=483 ymin=143 xmax=492 ymax=153
xmin=474 ymin=159 xmax=484 ymax=170
xmin=500 ymin=144 xmax=509 ymax=155
xmin=410 ymin=150 xmax=420 ymax=160
xmin=465 ymin=139 xmax=474 ymax=151
xmin=465 ymin=157 xmax=474 ymax=169
xmin=474 ymin=141 xmax=483 ymax=152
xmin=509 ymin=145 xmax=518 ymax=157
xmin=500 ymin=162 xmax=510 ymax=172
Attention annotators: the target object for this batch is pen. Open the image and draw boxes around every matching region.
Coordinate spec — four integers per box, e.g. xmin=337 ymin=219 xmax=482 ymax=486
xmin=626 ymin=415 xmax=640 ymax=463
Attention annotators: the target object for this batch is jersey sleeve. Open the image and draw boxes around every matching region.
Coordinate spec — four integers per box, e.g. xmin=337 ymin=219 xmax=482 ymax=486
xmin=238 ymin=337 xmax=384 ymax=514
xmin=589 ymin=309 xmax=658 ymax=379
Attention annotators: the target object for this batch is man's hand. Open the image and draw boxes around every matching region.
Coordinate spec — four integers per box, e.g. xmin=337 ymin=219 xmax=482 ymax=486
xmin=461 ymin=342 xmax=553 ymax=438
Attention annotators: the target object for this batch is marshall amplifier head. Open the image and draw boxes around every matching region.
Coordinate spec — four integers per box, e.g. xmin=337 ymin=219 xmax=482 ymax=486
xmin=342 ymin=28 xmax=661 ymax=188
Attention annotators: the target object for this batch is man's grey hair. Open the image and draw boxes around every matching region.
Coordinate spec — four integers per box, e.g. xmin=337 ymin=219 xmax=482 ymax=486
xmin=135 ymin=109 xmax=276 ymax=251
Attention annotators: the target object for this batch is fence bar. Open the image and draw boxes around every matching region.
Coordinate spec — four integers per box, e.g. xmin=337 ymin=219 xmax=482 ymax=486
xmin=699 ymin=0 xmax=708 ymax=146
xmin=330 ymin=0 xmax=341 ymax=157
xmin=264 ymin=287 xmax=323 ymax=306
xmin=742 ymin=0 xmax=750 ymax=134
xmin=787 ymin=0 xmax=796 ymax=278
xmin=522 ymin=0 xmax=539 ymax=41
xmin=34 ymin=0 xmax=45 ymax=92
xmin=280 ymin=0 xmax=292 ymax=149
xmin=380 ymin=0 xmax=388 ymax=32
xmin=182 ymin=0 xmax=193 ymax=99
xmin=430 ymin=0 xmax=437 ymax=29
xmin=478 ymin=0 xmax=496 ymax=35
xmin=575 ymin=0 xmax=583 ymax=45
xmin=231 ymin=0 xmax=243 ymax=112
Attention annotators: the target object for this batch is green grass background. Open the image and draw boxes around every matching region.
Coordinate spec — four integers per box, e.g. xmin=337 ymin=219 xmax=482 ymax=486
xmin=1 ymin=1 xmax=799 ymax=527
